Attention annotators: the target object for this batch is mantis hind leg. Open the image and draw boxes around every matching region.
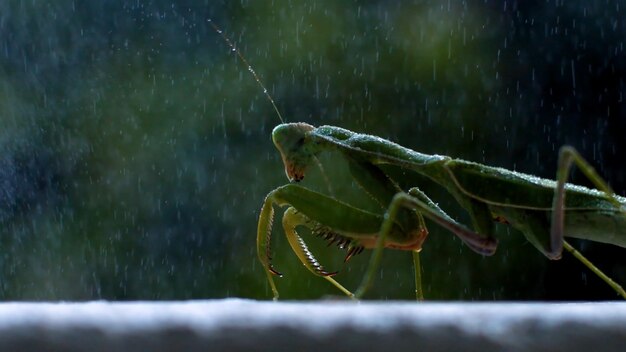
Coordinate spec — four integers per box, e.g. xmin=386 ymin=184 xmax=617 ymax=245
xmin=551 ymin=146 xmax=622 ymax=258
xmin=551 ymin=146 xmax=626 ymax=298
xmin=563 ymin=241 xmax=626 ymax=299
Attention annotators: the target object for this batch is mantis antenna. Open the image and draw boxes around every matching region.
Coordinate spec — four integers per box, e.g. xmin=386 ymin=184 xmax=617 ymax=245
xmin=207 ymin=19 xmax=285 ymax=124
xmin=209 ymin=19 xmax=334 ymax=195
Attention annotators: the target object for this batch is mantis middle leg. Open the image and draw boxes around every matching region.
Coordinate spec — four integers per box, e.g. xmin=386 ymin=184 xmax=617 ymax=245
xmin=354 ymin=187 xmax=498 ymax=299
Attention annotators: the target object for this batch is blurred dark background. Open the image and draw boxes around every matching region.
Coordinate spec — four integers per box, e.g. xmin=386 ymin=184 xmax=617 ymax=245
xmin=0 ymin=0 xmax=624 ymax=300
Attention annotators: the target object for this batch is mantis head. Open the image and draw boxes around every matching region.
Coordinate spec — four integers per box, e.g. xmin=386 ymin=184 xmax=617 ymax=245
xmin=272 ymin=123 xmax=318 ymax=182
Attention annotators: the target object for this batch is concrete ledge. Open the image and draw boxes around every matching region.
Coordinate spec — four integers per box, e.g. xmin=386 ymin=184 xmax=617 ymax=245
xmin=0 ymin=299 xmax=625 ymax=351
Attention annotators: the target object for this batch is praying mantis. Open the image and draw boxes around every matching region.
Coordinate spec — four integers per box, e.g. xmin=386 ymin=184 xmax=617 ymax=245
xmin=209 ymin=20 xmax=626 ymax=301
xmin=258 ymin=123 xmax=626 ymax=300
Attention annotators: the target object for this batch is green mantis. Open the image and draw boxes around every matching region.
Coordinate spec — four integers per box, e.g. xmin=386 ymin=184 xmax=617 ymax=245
xmin=257 ymin=123 xmax=626 ymax=300
xmin=209 ymin=20 xmax=626 ymax=301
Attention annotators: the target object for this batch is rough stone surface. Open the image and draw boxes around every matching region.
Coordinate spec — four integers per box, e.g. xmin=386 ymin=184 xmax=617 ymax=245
xmin=0 ymin=299 xmax=625 ymax=351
